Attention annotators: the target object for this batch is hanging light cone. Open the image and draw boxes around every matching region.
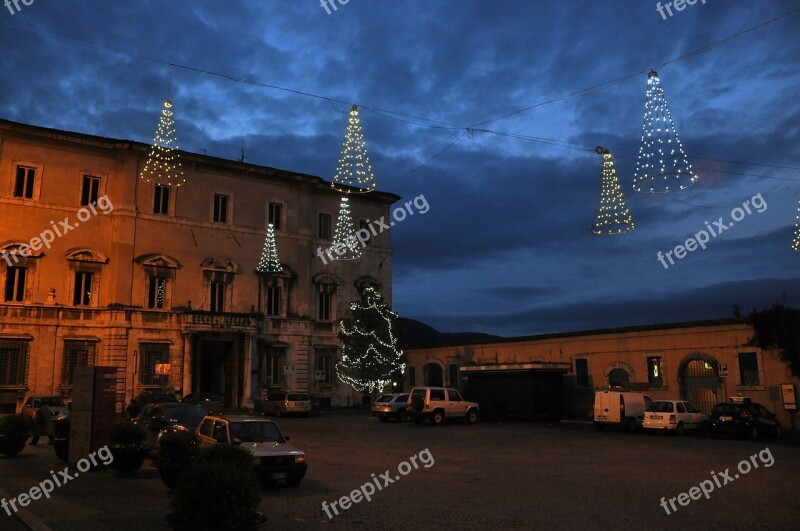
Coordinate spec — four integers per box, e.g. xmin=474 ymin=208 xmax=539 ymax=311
xmin=792 ymin=197 xmax=800 ymax=251
xmin=331 ymin=105 xmax=377 ymax=194
xmin=256 ymin=223 xmax=282 ymax=273
xmin=632 ymin=71 xmax=697 ymax=194
xmin=331 ymin=196 xmax=362 ymax=260
xmin=592 ymin=147 xmax=635 ymax=235
xmin=139 ymin=98 xmax=186 ymax=187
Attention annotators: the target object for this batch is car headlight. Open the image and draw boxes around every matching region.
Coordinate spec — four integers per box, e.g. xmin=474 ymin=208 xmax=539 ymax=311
xmin=294 ymin=454 xmax=306 ymax=464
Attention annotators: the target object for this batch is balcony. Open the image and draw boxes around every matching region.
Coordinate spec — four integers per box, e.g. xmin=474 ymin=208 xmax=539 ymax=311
xmin=181 ymin=310 xmax=262 ymax=332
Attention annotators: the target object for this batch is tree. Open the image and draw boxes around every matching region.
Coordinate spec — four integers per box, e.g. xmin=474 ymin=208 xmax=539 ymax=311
xmin=337 ymin=286 xmax=405 ymax=394
xmin=748 ymin=304 xmax=800 ymax=376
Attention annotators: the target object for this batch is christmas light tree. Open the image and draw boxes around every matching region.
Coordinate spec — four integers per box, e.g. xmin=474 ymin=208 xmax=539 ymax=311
xmin=139 ymin=98 xmax=186 ymax=187
xmin=331 ymin=196 xmax=362 ymax=260
xmin=633 ymin=71 xmax=697 ymax=194
xmin=592 ymin=148 xmax=635 ymax=235
xmin=331 ymin=105 xmax=377 ymax=194
xmin=337 ymin=286 xmax=406 ymax=394
xmin=793 ymin=197 xmax=800 ymax=251
xmin=256 ymin=223 xmax=282 ymax=273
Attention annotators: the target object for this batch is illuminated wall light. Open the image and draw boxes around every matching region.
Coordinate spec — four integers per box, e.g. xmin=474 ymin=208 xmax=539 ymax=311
xmin=592 ymin=147 xmax=635 ymax=235
xmin=633 ymin=71 xmax=697 ymax=194
xmin=331 ymin=196 xmax=362 ymax=260
xmin=331 ymin=105 xmax=378 ymax=194
xmin=256 ymin=223 xmax=282 ymax=273
xmin=139 ymin=98 xmax=186 ymax=188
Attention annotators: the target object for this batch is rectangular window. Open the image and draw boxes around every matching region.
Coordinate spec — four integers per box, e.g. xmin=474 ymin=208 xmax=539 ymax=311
xmin=647 ymin=356 xmax=663 ymax=385
xmin=148 ymin=277 xmax=167 ymax=309
xmin=448 ymin=364 xmax=459 ymax=387
xmin=408 ymin=366 xmax=416 ymax=387
xmin=265 ymin=286 xmax=281 ymax=317
xmin=575 ymin=358 xmax=589 ymax=387
xmin=316 ymin=348 xmax=336 ymax=385
xmin=14 ymin=166 xmax=35 ymax=199
xmin=213 ymin=194 xmax=229 ymax=223
xmin=154 ymin=185 xmax=170 ymax=215
xmin=4 ymin=266 xmax=26 ymax=302
xmin=738 ymin=352 xmax=760 ymax=386
xmin=210 ymin=282 xmax=225 ymax=313
xmin=268 ymin=202 xmax=282 ymax=230
xmin=318 ymin=290 xmax=331 ymax=321
xmin=81 ymin=176 xmax=100 ymax=206
xmin=61 ymin=340 xmax=97 ymax=386
xmin=0 ymin=340 xmax=29 ymax=387
xmin=73 ymin=271 xmax=93 ymax=306
xmin=318 ymin=213 xmax=331 ymax=239
xmin=262 ymin=346 xmax=286 ymax=387
xmin=140 ymin=343 xmax=169 ymax=386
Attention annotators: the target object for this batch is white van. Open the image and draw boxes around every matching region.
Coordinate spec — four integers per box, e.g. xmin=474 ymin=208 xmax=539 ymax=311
xmin=593 ymin=391 xmax=652 ymax=431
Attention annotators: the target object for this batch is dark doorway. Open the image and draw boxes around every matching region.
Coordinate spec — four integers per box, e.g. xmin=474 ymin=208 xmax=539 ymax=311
xmin=423 ymin=363 xmax=443 ymax=387
xmin=194 ymin=340 xmax=236 ymax=408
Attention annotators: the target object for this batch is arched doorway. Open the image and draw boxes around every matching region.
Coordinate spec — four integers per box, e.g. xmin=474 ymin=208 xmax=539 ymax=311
xmin=680 ymin=355 xmax=722 ymax=415
xmin=608 ymin=369 xmax=630 ymax=387
xmin=423 ymin=363 xmax=443 ymax=387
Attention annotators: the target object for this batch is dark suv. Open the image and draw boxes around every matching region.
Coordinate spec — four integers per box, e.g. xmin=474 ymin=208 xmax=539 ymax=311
xmin=709 ymin=398 xmax=782 ymax=440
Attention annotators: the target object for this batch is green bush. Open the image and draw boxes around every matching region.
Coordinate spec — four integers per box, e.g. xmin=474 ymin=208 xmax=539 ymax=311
xmin=110 ymin=421 xmax=146 ymax=447
xmin=0 ymin=414 xmax=31 ymax=436
xmin=194 ymin=442 xmax=254 ymax=470
xmin=170 ymin=460 xmax=261 ymax=529
xmin=157 ymin=429 xmax=199 ymax=469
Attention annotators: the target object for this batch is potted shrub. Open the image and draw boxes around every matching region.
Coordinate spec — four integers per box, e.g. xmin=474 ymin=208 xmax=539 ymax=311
xmin=109 ymin=421 xmax=148 ymax=473
xmin=52 ymin=416 xmax=70 ymax=461
xmin=165 ymin=445 xmax=266 ymax=530
xmin=156 ymin=429 xmax=199 ymax=489
xmin=0 ymin=414 xmax=31 ymax=456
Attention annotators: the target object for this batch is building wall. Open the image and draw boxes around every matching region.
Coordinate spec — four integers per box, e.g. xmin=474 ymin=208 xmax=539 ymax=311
xmin=0 ymin=119 xmax=398 ymax=413
xmin=405 ymin=321 xmax=800 ymax=428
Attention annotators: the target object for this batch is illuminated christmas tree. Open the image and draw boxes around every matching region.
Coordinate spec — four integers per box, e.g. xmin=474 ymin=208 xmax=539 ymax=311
xmin=793 ymin=198 xmax=800 ymax=251
xmin=256 ymin=224 xmax=282 ymax=273
xmin=139 ymin=98 xmax=185 ymax=187
xmin=592 ymin=148 xmax=635 ymax=235
xmin=337 ymin=286 xmax=406 ymax=394
xmin=331 ymin=105 xmax=377 ymax=194
xmin=331 ymin=196 xmax=362 ymax=260
xmin=633 ymin=71 xmax=697 ymax=194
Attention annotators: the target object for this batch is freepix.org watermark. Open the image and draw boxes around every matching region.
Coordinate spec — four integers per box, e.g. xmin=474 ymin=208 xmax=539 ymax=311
xmin=656 ymin=193 xmax=766 ymax=270
xmin=320 ymin=0 xmax=349 ymax=15
xmin=656 ymin=0 xmax=707 ymax=21
xmin=321 ymin=448 xmax=434 ymax=520
xmin=2 ymin=195 xmax=114 ymax=267
xmin=4 ymin=0 xmax=34 ymax=16
xmin=316 ymin=193 xmax=429 ymax=265
xmin=2 ymin=445 xmax=114 ymax=516
xmin=659 ymin=447 xmax=774 ymax=515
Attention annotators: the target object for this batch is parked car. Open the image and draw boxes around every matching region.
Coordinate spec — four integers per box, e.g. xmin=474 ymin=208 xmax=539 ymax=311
xmin=643 ymin=400 xmax=709 ymax=435
xmin=182 ymin=393 xmax=224 ymax=414
xmin=126 ymin=391 xmax=179 ymax=419
xmin=195 ymin=414 xmax=307 ymax=486
xmin=260 ymin=391 xmax=311 ymax=417
xmin=132 ymin=403 xmax=208 ymax=451
xmin=593 ymin=391 xmax=652 ymax=431
xmin=406 ymin=387 xmax=479 ymax=425
xmin=710 ymin=397 xmax=782 ymax=440
xmin=20 ymin=396 xmax=69 ymax=424
xmin=371 ymin=393 xmax=410 ymax=422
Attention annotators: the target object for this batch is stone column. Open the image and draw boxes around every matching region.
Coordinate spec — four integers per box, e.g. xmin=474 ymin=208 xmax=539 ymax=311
xmin=240 ymin=334 xmax=255 ymax=409
xmin=182 ymin=333 xmax=193 ymax=396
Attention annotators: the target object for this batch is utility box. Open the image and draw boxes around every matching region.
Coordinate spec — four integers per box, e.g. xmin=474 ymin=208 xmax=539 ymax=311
xmin=69 ymin=366 xmax=117 ymax=462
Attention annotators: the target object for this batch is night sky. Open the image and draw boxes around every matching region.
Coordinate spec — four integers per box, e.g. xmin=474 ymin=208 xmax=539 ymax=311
xmin=1 ymin=1 xmax=798 ymax=336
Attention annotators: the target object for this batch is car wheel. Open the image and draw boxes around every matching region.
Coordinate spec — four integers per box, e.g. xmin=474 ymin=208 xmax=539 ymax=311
xmin=674 ymin=422 xmax=684 ymax=436
xmin=594 ymin=423 xmax=605 ymax=431
xmin=748 ymin=426 xmax=759 ymax=441
xmin=627 ymin=418 xmax=637 ymax=432
xmin=431 ymin=410 xmax=445 ymax=426
xmin=466 ymin=409 xmax=478 ymax=424
xmin=286 ymin=477 xmax=302 ymax=487
xmin=378 ymin=416 xmax=388 ymax=423
xmin=396 ymin=408 xmax=406 ymax=422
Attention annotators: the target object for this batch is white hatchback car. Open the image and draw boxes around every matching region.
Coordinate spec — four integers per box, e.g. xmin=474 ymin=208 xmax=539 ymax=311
xmin=643 ymin=400 xmax=709 ymax=435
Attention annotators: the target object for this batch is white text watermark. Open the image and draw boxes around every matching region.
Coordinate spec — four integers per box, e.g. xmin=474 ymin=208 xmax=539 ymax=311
xmin=656 ymin=0 xmax=707 ymax=21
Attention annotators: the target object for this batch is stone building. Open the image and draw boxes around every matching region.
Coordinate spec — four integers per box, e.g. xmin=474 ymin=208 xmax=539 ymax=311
xmin=0 ymin=118 xmax=399 ymax=413
xmin=405 ymin=318 xmax=800 ymax=428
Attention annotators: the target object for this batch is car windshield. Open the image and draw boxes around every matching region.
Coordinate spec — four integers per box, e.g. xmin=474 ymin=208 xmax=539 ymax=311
xmin=646 ymin=401 xmax=674 ymax=413
xmin=713 ymin=404 xmax=741 ymax=415
xmin=163 ymin=406 xmax=207 ymax=426
xmin=229 ymin=421 xmax=285 ymax=443
xmin=287 ymin=394 xmax=308 ymax=401
xmin=38 ymin=397 xmax=66 ymax=407
xmin=375 ymin=395 xmax=394 ymax=403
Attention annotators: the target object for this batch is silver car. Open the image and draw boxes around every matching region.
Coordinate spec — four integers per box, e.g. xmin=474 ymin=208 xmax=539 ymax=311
xmin=371 ymin=393 xmax=410 ymax=422
xmin=261 ymin=391 xmax=311 ymax=417
xmin=20 ymin=396 xmax=69 ymax=424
